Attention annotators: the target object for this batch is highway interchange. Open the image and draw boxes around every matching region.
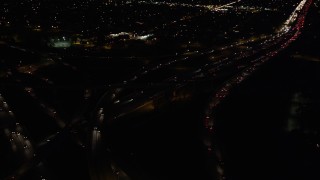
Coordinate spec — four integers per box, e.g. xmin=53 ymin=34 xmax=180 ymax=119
xmin=0 ymin=0 xmax=317 ymax=179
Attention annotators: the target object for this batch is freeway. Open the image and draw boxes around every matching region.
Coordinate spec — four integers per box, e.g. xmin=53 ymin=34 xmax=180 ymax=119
xmin=87 ymin=0 xmax=315 ymax=179
xmin=0 ymin=92 xmax=35 ymax=179
xmin=92 ymin=7 xmax=306 ymax=126
xmin=0 ymin=0 xmax=314 ymax=179
xmin=203 ymin=0 xmax=314 ymax=179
